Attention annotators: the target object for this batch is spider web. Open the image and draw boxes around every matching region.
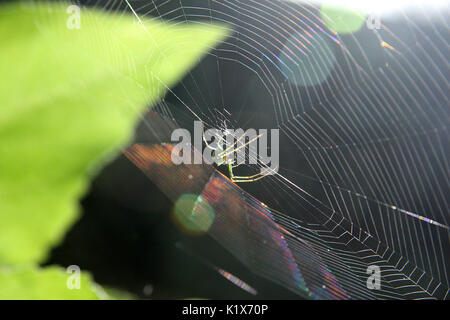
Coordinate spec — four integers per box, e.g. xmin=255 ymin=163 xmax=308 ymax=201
xmin=75 ymin=0 xmax=448 ymax=299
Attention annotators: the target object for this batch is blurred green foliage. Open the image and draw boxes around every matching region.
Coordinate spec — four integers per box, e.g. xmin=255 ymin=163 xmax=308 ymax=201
xmin=0 ymin=265 xmax=104 ymax=299
xmin=0 ymin=1 xmax=228 ymax=299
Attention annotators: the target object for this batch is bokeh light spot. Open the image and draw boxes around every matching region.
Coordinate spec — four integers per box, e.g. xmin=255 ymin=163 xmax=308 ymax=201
xmin=172 ymin=194 xmax=215 ymax=235
xmin=279 ymin=33 xmax=336 ymax=87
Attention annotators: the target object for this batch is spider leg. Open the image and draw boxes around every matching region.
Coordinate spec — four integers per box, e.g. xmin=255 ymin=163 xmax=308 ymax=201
xmin=201 ymin=121 xmax=219 ymax=151
xmin=218 ymin=133 xmax=263 ymax=159
xmin=228 ymin=163 xmax=234 ymax=180
xmin=230 ymin=166 xmax=278 ymax=183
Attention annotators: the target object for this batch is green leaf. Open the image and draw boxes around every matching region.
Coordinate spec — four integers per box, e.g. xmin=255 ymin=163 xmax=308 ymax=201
xmin=102 ymin=286 xmax=137 ymax=300
xmin=0 ymin=2 xmax=229 ymax=265
xmin=0 ymin=265 xmax=105 ymax=300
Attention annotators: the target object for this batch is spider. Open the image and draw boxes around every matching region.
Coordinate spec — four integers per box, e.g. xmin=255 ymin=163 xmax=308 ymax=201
xmin=201 ymin=120 xmax=277 ymax=183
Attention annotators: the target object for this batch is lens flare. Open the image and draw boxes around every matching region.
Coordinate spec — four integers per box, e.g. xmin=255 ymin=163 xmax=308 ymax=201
xmin=172 ymin=194 xmax=215 ymax=235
